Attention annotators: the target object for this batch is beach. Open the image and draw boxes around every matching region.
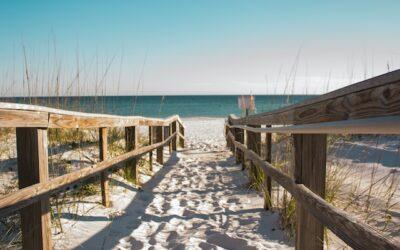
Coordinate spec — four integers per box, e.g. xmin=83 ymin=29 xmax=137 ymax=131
xmin=50 ymin=117 xmax=293 ymax=249
xmin=0 ymin=117 xmax=398 ymax=249
xmin=1 ymin=1 xmax=399 ymax=248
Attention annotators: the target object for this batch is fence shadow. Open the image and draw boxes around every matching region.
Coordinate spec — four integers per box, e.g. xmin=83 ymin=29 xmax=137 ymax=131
xmin=74 ymin=152 xmax=180 ymax=249
xmin=330 ymin=140 xmax=400 ymax=168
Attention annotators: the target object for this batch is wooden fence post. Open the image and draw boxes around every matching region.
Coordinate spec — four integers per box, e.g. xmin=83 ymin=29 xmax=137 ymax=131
xmin=171 ymin=121 xmax=177 ymax=151
xmin=148 ymin=126 xmax=153 ymax=171
xmin=125 ymin=126 xmax=139 ymax=186
xmin=234 ymin=127 xmax=244 ymax=164
xmin=165 ymin=126 xmax=172 ymax=154
xmin=293 ymin=134 xmax=327 ymax=250
xmin=243 ymin=128 xmax=249 ymax=171
xmin=16 ymin=128 xmax=52 ymax=250
xmin=99 ymin=127 xmax=110 ymax=207
xmin=229 ymin=125 xmax=235 ymax=153
xmin=179 ymin=124 xmax=185 ymax=148
xmin=225 ymin=124 xmax=230 ymax=148
xmin=246 ymin=125 xmax=261 ymax=184
xmin=264 ymin=125 xmax=272 ymax=210
xmin=155 ymin=126 xmax=164 ymax=164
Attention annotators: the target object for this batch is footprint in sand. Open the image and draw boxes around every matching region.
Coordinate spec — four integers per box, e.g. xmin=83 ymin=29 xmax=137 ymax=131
xmin=205 ymin=230 xmax=258 ymax=250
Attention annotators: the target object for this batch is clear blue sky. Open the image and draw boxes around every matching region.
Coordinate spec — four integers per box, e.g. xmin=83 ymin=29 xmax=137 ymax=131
xmin=0 ymin=0 xmax=399 ymax=96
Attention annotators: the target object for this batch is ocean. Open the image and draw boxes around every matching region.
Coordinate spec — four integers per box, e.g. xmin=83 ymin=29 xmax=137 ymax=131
xmin=1 ymin=95 xmax=314 ymax=118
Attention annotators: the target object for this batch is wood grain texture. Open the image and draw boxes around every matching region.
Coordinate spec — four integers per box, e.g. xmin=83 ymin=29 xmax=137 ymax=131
xmin=229 ymin=70 xmax=400 ymax=125
xmin=293 ymin=134 xmax=327 ymax=250
xmin=125 ymin=126 xmax=138 ymax=184
xmin=228 ymin=115 xmax=239 ymax=153
xmin=0 ymin=132 xmax=177 ymax=218
xmin=99 ymin=128 xmax=110 ymax=208
xmin=246 ymin=125 xmax=261 ymax=183
xmin=0 ymin=109 xmax=48 ymax=128
xmin=226 ymin=131 xmax=399 ymax=250
xmin=51 ymin=115 xmax=181 ymax=128
xmin=225 ymin=124 xmax=231 ymax=149
xmin=155 ymin=126 xmax=164 ymax=164
xmin=16 ymin=128 xmax=52 ymax=250
xmin=248 ymin=125 xmax=261 ymax=155
xmin=179 ymin=124 xmax=185 ymax=148
xmin=49 ymin=114 xmax=139 ymax=129
xmin=228 ymin=115 xmax=400 ymax=135
xmin=171 ymin=121 xmax=177 ymax=151
xmin=148 ymin=126 xmax=153 ymax=172
xmin=264 ymin=125 xmax=272 ymax=210
xmin=0 ymin=101 xmax=183 ymax=128
xmin=234 ymin=127 xmax=244 ymax=164
xmin=229 ymin=123 xmax=236 ymax=152
xmin=163 ymin=126 xmax=170 ymax=140
xmin=164 ymin=126 xmax=172 ymax=154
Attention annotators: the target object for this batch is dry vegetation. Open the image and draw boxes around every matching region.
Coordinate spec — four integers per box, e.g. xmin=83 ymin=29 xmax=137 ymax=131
xmin=1 ymin=43 xmax=399 ymax=249
xmin=244 ymin=133 xmax=400 ymax=248
xmin=0 ymin=42 xmax=159 ymax=247
xmin=0 ymin=125 xmax=152 ymax=248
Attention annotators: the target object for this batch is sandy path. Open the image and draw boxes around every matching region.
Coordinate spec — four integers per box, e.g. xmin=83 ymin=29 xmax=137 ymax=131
xmin=55 ymin=118 xmax=292 ymax=249
xmin=99 ymin=118 xmax=291 ymax=249
xmin=97 ymin=151 xmax=290 ymax=249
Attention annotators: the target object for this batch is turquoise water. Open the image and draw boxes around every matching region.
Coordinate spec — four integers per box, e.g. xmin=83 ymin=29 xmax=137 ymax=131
xmin=2 ymin=95 xmax=314 ymax=118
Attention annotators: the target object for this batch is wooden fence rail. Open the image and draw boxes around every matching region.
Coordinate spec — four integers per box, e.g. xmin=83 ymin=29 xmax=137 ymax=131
xmin=0 ymin=103 xmax=185 ymax=250
xmin=225 ymin=70 xmax=400 ymax=250
xmin=227 ymin=131 xmax=399 ymax=249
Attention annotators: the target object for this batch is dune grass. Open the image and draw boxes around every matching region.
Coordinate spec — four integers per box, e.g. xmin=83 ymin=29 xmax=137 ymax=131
xmin=243 ymin=133 xmax=400 ymax=247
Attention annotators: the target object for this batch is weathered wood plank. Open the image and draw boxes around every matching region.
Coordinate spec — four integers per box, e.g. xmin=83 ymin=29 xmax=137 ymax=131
xmin=228 ymin=115 xmax=400 ymax=135
xmin=225 ymin=124 xmax=231 ymax=149
xmin=63 ymin=115 xmax=181 ymax=128
xmin=246 ymin=125 xmax=261 ymax=154
xmin=264 ymin=125 xmax=272 ymax=210
xmin=164 ymin=126 xmax=172 ymax=154
xmin=234 ymin=127 xmax=244 ymax=164
xmin=148 ymin=126 xmax=153 ymax=172
xmin=228 ymin=115 xmax=238 ymax=152
xmin=99 ymin=128 xmax=110 ymax=207
xmin=0 ymin=132 xmax=177 ymax=218
xmin=293 ymin=134 xmax=327 ymax=250
xmin=0 ymin=109 xmax=48 ymax=128
xmin=227 ymin=131 xmax=399 ymax=250
xmin=179 ymin=124 xmax=185 ymax=148
xmin=155 ymin=126 xmax=164 ymax=164
xmin=0 ymin=102 xmax=182 ymax=128
xmin=175 ymin=117 xmax=185 ymax=129
xmin=230 ymin=70 xmax=400 ymax=125
xmin=0 ymin=108 xmax=182 ymax=128
xmin=49 ymin=113 xmax=139 ymax=128
xmin=229 ymin=124 xmax=236 ymax=152
xmin=125 ymin=126 xmax=139 ymax=185
xmin=246 ymin=125 xmax=261 ymax=184
xmin=16 ymin=128 xmax=52 ymax=250
xmin=171 ymin=121 xmax=177 ymax=151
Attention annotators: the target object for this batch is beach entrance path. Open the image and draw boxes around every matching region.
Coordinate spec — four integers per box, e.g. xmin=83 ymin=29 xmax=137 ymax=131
xmin=57 ymin=118 xmax=292 ymax=249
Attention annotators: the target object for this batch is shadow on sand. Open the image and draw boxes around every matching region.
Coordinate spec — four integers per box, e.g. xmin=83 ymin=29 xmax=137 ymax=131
xmin=330 ymin=141 xmax=400 ymax=168
xmin=73 ymin=152 xmax=180 ymax=249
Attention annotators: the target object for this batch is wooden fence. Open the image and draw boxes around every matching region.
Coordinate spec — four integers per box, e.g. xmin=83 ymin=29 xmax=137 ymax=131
xmin=0 ymin=103 xmax=185 ymax=250
xmin=225 ymin=69 xmax=400 ymax=250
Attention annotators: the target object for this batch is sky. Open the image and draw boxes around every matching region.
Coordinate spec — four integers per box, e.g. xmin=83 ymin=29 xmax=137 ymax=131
xmin=0 ymin=0 xmax=400 ymax=96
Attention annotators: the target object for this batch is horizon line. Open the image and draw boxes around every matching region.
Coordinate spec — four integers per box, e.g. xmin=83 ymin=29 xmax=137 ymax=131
xmin=0 ymin=93 xmax=319 ymax=98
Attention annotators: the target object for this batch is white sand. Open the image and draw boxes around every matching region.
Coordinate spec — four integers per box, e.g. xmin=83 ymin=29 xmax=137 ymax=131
xmin=0 ymin=117 xmax=397 ymax=248
xmin=0 ymin=117 xmax=398 ymax=248
xmin=53 ymin=117 xmax=292 ymax=249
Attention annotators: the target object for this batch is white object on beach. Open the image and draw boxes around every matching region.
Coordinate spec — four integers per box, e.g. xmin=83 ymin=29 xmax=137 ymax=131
xmin=238 ymin=95 xmax=255 ymax=111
